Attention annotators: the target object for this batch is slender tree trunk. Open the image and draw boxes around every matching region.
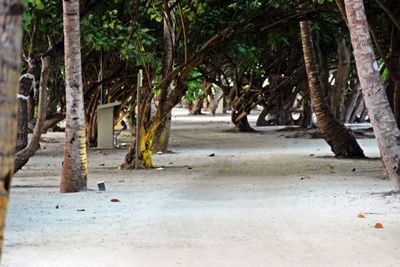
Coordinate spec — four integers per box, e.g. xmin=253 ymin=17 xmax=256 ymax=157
xmin=0 ymin=0 xmax=23 ymax=260
xmin=345 ymin=0 xmax=400 ymax=190
xmin=300 ymin=19 xmax=364 ymax=158
xmin=330 ymin=40 xmax=351 ymax=120
xmin=14 ymin=56 xmax=51 ymax=172
xmin=153 ymin=7 xmax=175 ymax=153
xmin=301 ymin=94 xmax=313 ymax=129
xmin=60 ymin=0 xmax=88 ymax=193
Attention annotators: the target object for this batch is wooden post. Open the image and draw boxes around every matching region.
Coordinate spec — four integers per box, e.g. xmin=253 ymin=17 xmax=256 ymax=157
xmin=135 ymin=70 xmax=143 ymax=170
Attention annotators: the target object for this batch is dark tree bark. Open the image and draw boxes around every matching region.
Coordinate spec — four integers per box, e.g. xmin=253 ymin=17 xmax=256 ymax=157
xmin=16 ymin=73 xmax=35 ymax=151
xmin=15 ymin=57 xmax=51 ymax=172
xmin=301 ymin=94 xmax=313 ymax=129
xmin=256 ymin=105 xmax=270 ymax=126
xmin=300 ymin=19 xmax=364 ymax=158
xmin=330 ymin=41 xmax=351 ymax=121
xmin=230 ymin=84 xmax=256 ymax=132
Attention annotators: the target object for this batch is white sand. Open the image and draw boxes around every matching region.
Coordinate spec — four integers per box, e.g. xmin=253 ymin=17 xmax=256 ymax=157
xmin=3 ymin=109 xmax=400 ymax=267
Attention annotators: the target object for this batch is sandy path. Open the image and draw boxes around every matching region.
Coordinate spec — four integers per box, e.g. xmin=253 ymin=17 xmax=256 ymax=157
xmin=3 ymin=109 xmax=400 ymax=267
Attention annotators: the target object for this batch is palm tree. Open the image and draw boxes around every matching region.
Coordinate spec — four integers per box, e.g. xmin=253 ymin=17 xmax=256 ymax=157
xmin=0 ymin=0 xmax=23 ymax=259
xmin=345 ymin=0 xmax=400 ymax=190
xmin=300 ymin=19 xmax=365 ymax=158
xmin=60 ymin=0 xmax=88 ymax=192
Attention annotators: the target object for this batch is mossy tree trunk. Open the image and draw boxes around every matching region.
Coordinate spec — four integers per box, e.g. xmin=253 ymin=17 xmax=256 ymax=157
xmin=153 ymin=2 xmax=175 ymax=153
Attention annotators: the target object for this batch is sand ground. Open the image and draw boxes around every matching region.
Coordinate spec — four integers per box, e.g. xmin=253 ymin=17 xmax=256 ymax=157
xmin=3 ymin=109 xmax=400 ymax=267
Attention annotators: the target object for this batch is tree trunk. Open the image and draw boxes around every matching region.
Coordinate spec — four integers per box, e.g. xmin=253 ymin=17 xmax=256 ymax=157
xmin=60 ymin=0 xmax=88 ymax=193
xmin=256 ymin=105 xmax=270 ymax=126
xmin=301 ymin=93 xmax=313 ymax=129
xmin=153 ymin=8 xmax=175 ymax=153
xmin=345 ymin=0 xmax=400 ymax=190
xmin=121 ymin=122 xmax=157 ymax=169
xmin=300 ymin=19 xmax=364 ymax=158
xmin=386 ymin=52 xmax=400 ymax=126
xmin=0 ymin=0 xmax=23 ymax=259
xmin=231 ymin=111 xmax=255 ymax=132
xmin=14 ymin=56 xmax=51 ymax=172
xmin=344 ymin=82 xmax=365 ymax=123
xmin=229 ymin=83 xmax=256 ymax=132
xmin=189 ymin=94 xmax=206 ymax=115
xmin=330 ymin=40 xmax=351 ymax=121
xmin=16 ymin=73 xmax=35 ymax=151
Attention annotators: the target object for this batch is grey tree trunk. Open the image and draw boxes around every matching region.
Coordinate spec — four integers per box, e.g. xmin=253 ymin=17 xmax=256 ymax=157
xmin=60 ymin=0 xmax=88 ymax=193
xmin=345 ymin=0 xmax=400 ymax=190
xmin=0 ymin=0 xmax=23 ymax=259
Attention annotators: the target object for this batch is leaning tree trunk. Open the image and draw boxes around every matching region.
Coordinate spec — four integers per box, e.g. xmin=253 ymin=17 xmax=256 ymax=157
xmin=60 ymin=0 xmax=88 ymax=193
xmin=14 ymin=56 xmax=51 ymax=172
xmin=300 ymin=19 xmax=364 ymax=158
xmin=189 ymin=93 xmax=206 ymax=115
xmin=0 ymin=0 xmax=23 ymax=260
xmin=345 ymin=0 xmax=400 ymax=190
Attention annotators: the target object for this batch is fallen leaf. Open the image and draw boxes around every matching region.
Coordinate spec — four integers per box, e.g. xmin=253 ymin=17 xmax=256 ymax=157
xmin=224 ymin=167 xmax=232 ymax=173
xmin=357 ymin=213 xmax=365 ymax=218
xmin=374 ymin=223 xmax=383 ymax=229
xmin=111 ymin=198 xmax=120 ymax=203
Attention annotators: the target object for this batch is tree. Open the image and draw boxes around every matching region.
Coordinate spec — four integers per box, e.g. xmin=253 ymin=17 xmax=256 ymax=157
xmin=300 ymin=19 xmax=365 ymax=158
xmin=345 ymin=0 xmax=400 ymax=190
xmin=153 ymin=1 xmax=175 ymax=153
xmin=0 ymin=0 xmax=23 ymax=259
xmin=60 ymin=0 xmax=88 ymax=192
xmin=14 ymin=55 xmax=51 ymax=172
